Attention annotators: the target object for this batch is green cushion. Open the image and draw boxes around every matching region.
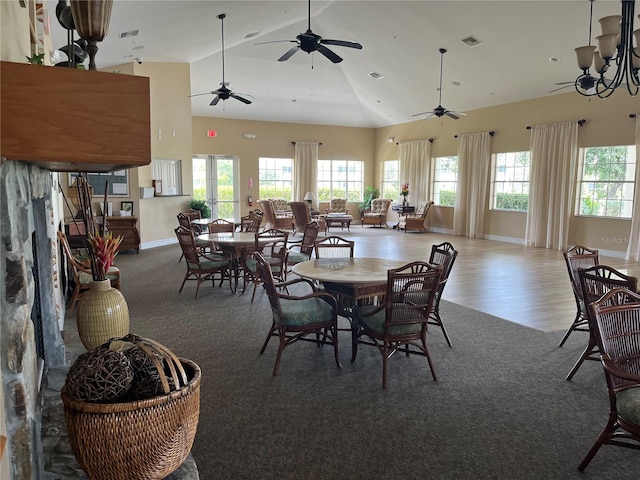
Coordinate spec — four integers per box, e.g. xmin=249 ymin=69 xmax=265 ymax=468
xmin=617 ymin=386 xmax=640 ymax=426
xmin=274 ymin=297 xmax=333 ymax=327
xmin=245 ymin=257 xmax=282 ymax=273
xmin=188 ymin=257 xmax=229 ymax=271
xmin=287 ymin=251 xmax=310 ymax=264
xmin=356 ymin=305 xmax=423 ymax=335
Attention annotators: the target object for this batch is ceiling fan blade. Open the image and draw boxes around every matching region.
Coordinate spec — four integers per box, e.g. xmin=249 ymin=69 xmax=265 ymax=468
xmin=316 ymin=44 xmax=343 ymax=63
xmin=190 ymin=92 xmax=214 ymax=98
xmin=210 ymin=96 xmax=221 ymax=106
xmin=321 ymin=39 xmax=363 ymax=50
xmin=230 ymin=93 xmax=252 ymax=105
xmin=278 ymin=46 xmax=300 ymax=62
xmin=255 ymin=39 xmax=297 ymax=46
xmin=553 ymin=81 xmax=574 ymax=86
xmin=548 ymin=84 xmax=573 ymax=94
xmin=446 ymin=112 xmax=460 ymax=120
xmin=411 ymin=111 xmax=433 ymax=117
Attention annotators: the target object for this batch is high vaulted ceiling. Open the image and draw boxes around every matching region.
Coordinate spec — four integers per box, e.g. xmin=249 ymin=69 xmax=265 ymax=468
xmin=49 ymin=0 xmax=631 ymax=128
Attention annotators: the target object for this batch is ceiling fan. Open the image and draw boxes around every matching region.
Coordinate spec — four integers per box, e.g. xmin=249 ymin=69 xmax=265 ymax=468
xmin=412 ymin=48 xmax=466 ymax=120
xmin=257 ymin=0 xmax=362 ymax=64
xmin=190 ymin=13 xmax=252 ymax=106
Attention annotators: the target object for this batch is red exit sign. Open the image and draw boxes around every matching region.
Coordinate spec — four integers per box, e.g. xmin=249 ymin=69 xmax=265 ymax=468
xmin=207 ymin=130 xmax=217 ymax=138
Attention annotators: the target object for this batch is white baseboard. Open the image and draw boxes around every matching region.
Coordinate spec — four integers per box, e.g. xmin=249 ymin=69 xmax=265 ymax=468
xmin=140 ymin=237 xmax=177 ymax=251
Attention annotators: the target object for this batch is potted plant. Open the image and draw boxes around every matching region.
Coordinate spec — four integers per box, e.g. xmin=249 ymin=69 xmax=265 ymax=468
xmin=358 ymin=185 xmax=380 ymax=214
xmin=188 ymin=198 xmax=211 ymax=219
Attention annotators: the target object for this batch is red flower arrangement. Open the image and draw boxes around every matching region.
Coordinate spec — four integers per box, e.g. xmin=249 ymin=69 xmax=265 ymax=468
xmin=400 ymin=183 xmax=410 ymax=197
xmin=88 ymin=232 xmax=123 ymax=281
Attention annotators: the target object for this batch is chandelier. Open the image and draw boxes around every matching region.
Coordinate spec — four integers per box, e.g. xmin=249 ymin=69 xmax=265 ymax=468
xmin=573 ymin=0 xmax=640 ymax=97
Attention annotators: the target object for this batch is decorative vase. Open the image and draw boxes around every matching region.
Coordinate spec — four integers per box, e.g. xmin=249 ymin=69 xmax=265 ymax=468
xmin=70 ymin=0 xmax=113 ymax=70
xmin=76 ymin=279 xmax=129 ymax=350
xmin=402 ymin=197 xmax=408 ymax=207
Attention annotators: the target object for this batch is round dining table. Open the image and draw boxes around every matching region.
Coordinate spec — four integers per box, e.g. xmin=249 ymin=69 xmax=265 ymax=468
xmin=291 ymin=257 xmax=407 ymax=285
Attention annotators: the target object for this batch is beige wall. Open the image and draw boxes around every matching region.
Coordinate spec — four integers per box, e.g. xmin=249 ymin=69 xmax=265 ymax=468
xmin=375 ymin=88 xmax=637 ymax=254
xmin=191 ymin=117 xmax=375 ymax=218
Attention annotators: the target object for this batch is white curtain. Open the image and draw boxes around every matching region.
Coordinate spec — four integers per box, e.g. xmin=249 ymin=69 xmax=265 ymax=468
xmin=453 ymin=132 xmax=491 ymax=238
xmin=398 ymin=139 xmax=432 ymax=204
xmin=525 ymin=121 xmax=579 ymax=251
xmin=293 ymin=142 xmax=318 ymax=201
xmin=625 ymin=115 xmax=640 ymax=260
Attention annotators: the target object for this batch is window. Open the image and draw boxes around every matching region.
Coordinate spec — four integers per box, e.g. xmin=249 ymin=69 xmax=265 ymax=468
xmin=317 ymin=160 xmax=363 ymax=202
xmin=259 ymin=157 xmax=293 ymax=199
xmin=382 ymin=160 xmax=399 ymax=200
xmin=151 ymin=159 xmax=181 ymax=195
xmin=491 ymin=151 xmax=530 ymax=211
xmin=432 ymin=156 xmax=457 ymax=206
xmin=577 ymin=145 xmax=637 ymax=218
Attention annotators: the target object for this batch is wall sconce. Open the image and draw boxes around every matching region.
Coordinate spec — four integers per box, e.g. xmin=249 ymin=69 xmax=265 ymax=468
xmin=303 ymin=192 xmax=315 ymax=207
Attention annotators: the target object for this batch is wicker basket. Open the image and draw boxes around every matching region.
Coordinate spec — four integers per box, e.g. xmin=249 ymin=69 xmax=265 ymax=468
xmin=61 ymin=335 xmax=201 ymax=480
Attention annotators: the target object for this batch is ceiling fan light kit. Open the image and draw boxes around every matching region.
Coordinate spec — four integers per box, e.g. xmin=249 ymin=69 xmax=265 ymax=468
xmin=572 ymin=0 xmax=640 ymax=97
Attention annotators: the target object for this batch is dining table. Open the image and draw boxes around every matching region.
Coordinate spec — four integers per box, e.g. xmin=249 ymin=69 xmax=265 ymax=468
xmin=197 ymin=232 xmax=270 ymax=291
xmin=292 ymin=257 xmax=407 ymax=359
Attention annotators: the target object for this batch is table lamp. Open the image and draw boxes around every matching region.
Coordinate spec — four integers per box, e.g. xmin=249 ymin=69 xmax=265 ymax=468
xmin=303 ymin=192 xmax=315 ymax=207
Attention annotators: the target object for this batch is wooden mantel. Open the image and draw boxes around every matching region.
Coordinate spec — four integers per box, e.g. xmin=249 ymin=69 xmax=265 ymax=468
xmin=0 ymin=61 xmax=151 ymax=173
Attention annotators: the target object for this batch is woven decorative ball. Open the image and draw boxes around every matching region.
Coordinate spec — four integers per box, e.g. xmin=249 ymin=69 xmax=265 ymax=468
xmin=65 ymin=347 xmax=133 ymax=403
xmin=124 ymin=346 xmax=174 ymax=400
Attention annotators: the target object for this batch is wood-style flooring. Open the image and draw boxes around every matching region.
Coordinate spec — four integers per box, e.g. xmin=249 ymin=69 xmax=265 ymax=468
xmin=328 ymin=226 xmax=640 ymax=334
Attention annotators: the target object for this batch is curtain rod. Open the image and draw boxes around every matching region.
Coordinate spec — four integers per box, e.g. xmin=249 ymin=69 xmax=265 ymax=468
xmin=454 ymin=131 xmax=495 ymax=138
xmin=396 ymin=138 xmax=434 ymax=145
xmin=526 ymin=119 xmax=586 ymax=129
xmin=291 ymin=141 xmax=323 ymax=145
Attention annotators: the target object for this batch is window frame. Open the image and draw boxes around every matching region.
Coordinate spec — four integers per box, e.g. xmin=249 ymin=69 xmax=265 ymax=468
xmin=258 ymin=157 xmax=293 ymax=200
xmin=432 ymin=156 xmax=458 ymax=207
xmin=382 ymin=160 xmax=400 ymax=200
xmin=317 ymin=159 xmax=363 ymax=202
xmin=490 ymin=151 xmax=531 ymax=212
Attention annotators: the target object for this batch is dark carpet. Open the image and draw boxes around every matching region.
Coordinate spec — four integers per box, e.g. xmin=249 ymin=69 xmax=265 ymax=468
xmin=66 ymin=243 xmax=640 ymax=480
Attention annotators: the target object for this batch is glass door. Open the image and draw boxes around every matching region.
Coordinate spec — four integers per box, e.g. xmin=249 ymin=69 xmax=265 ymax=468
xmin=192 ymin=155 xmax=239 ymax=221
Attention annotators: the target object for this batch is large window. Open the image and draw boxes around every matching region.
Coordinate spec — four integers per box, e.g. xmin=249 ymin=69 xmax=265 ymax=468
xmin=432 ymin=156 xmax=457 ymax=206
xmin=491 ymin=151 xmax=530 ymax=211
xmin=317 ymin=160 xmax=363 ymax=201
xmin=382 ymin=160 xmax=399 ymax=200
xmin=577 ymin=145 xmax=637 ymax=218
xmin=259 ymin=157 xmax=293 ymax=200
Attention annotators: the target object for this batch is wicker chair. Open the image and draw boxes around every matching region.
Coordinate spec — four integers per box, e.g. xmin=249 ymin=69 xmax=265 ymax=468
xmin=559 ymin=245 xmax=600 ymax=347
xmin=398 ymin=201 xmax=434 ymax=233
xmin=242 ymin=229 xmax=289 ymax=303
xmin=286 ymin=221 xmax=320 ymax=274
xmin=174 ymin=226 xmax=232 ymax=298
xmin=352 ymin=261 xmax=443 ymax=388
xmin=240 ymin=210 xmax=263 ymax=233
xmin=258 ymin=200 xmax=294 ymax=231
xmin=314 ymin=236 xmax=354 ymax=259
xmin=578 ymin=287 xmax=640 ymax=471
xmin=254 ymin=252 xmax=341 ymax=376
xmin=326 ymin=198 xmax=349 ymax=215
xmin=428 ymin=241 xmax=459 ymax=347
xmin=177 ymin=212 xmax=213 ymax=262
xmin=361 ymin=198 xmax=392 ymax=228
xmin=57 ymin=231 xmax=120 ymax=309
xmin=565 ymin=265 xmax=638 ymax=381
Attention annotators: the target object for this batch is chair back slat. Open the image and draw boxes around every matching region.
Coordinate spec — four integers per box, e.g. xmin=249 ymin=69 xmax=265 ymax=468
xmin=579 ymin=265 xmax=638 ymax=310
xmin=297 ymin=222 xmax=320 ymax=257
xmin=207 ymin=218 xmax=235 ymax=233
xmin=314 ymin=236 xmax=354 ymax=259
xmin=384 ymin=262 xmax=442 ymax=327
xmin=428 ymin=241 xmax=459 ymax=288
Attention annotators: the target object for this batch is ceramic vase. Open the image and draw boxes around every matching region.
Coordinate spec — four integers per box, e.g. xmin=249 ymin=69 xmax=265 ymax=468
xmin=402 ymin=197 xmax=408 ymax=207
xmin=76 ymin=279 xmax=129 ymax=350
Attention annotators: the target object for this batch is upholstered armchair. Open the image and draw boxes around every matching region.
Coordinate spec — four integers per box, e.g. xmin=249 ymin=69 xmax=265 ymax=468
xmin=361 ymin=198 xmax=392 ymax=228
xmin=270 ymin=198 xmax=292 ymax=214
xmin=258 ymin=200 xmax=294 ymax=230
xmin=397 ymin=200 xmax=434 ymax=233
xmin=326 ymin=198 xmax=349 ymax=215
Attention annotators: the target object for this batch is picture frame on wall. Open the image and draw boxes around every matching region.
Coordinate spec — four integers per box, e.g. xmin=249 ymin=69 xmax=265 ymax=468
xmin=120 ymin=201 xmax=134 ymax=216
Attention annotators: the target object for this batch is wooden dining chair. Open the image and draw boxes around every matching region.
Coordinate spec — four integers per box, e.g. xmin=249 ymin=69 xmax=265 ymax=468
xmin=578 ymin=287 xmax=640 ymax=470
xmin=352 ymin=261 xmax=443 ymax=388
xmin=565 ymin=265 xmax=638 ymax=381
xmin=242 ymin=228 xmax=289 ymax=303
xmin=286 ymin=221 xmax=320 ymax=274
xmin=559 ymin=245 xmax=600 ymax=347
xmin=174 ymin=226 xmax=233 ymax=298
xmin=314 ymin=236 xmax=354 ymax=259
xmin=177 ymin=212 xmax=212 ymax=262
xmin=254 ymin=252 xmax=341 ymax=376
xmin=428 ymin=241 xmax=459 ymax=347
xmin=239 ymin=210 xmax=263 ymax=233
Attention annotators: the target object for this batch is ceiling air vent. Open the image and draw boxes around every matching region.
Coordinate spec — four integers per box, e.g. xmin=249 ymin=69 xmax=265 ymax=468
xmin=120 ymin=30 xmax=139 ymax=39
xmin=461 ymin=35 xmax=482 ymax=47
xmin=368 ymin=72 xmax=384 ymax=80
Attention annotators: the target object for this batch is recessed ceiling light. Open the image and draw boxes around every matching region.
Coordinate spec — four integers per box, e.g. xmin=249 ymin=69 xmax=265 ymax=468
xmin=368 ymin=72 xmax=384 ymax=79
xmin=549 ymin=56 xmax=560 ymax=63
xmin=245 ymin=31 xmax=260 ymax=39
xmin=452 ymin=81 xmax=461 ymax=87
xmin=132 ymin=45 xmax=144 ymax=51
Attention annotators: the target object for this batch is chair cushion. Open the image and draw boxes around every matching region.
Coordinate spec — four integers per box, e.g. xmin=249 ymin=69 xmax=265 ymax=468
xmin=275 ymin=297 xmax=333 ymax=326
xmin=287 ymin=251 xmax=310 ymax=264
xmin=357 ymin=305 xmax=423 ymax=335
xmin=363 ymin=212 xmax=382 ymax=218
xmin=245 ymin=257 xmax=282 ymax=273
xmin=617 ymin=386 xmax=640 ymax=426
xmin=188 ymin=257 xmax=229 ymax=271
